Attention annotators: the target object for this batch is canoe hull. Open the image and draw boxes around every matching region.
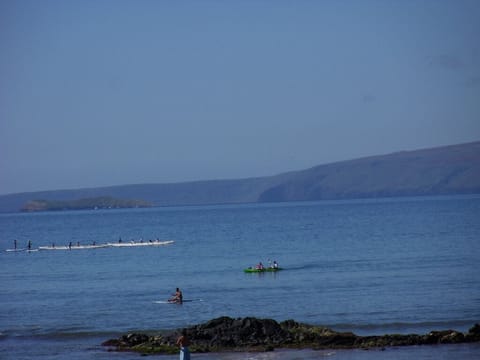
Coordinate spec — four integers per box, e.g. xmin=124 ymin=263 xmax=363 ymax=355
xmin=244 ymin=267 xmax=283 ymax=273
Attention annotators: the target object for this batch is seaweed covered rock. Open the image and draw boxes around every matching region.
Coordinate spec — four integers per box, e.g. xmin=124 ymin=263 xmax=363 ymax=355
xmin=184 ymin=316 xmax=289 ymax=351
xmin=279 ymin=319 xmax=345 ymax=346
xmin=101 ymin=333 xmax=157 ymax=353
xmin=466 ymin=323 xmax=480 ymax=342
xmin=102 ymin=317 xmax=480 ymax=355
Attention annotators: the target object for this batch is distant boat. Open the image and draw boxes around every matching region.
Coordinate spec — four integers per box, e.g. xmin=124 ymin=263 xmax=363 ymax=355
xmin=38 ymin=244 xmax=110 ymax=250
xmin=11 ymin=240 xmax=175 ymax=251
xmin=244 ymin=267 xmax=283 ymax=273
xmin=107 ymin=240 xmax=174 ymax=248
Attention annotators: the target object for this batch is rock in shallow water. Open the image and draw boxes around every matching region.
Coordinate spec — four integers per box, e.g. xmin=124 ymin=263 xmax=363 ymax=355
xmin=101 ymin=317 xmax=480 ymax=355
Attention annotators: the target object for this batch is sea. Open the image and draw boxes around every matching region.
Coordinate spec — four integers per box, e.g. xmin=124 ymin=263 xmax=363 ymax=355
xmin=1 ymin=195 xmax=479 ymax=359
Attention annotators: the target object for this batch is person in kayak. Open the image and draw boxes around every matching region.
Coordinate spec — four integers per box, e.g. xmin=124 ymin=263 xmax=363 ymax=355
xmin=169 ymin=288 xmax=183 ymax=303
xmin=255 ymin=262 xmax=264 ymax=270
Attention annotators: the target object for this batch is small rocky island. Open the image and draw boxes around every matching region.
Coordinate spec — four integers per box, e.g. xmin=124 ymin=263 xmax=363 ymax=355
xmin=102 ymin=317 xmax=480 ymax=355
xmin=21 ymin=196 xmax=152 ymax=212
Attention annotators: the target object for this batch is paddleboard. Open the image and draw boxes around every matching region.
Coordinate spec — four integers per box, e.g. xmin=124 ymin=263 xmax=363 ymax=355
xmin=154 ymin=299 xmax=201 ymax=304
xmin=5 ymin=248 xmax=26 ymax=252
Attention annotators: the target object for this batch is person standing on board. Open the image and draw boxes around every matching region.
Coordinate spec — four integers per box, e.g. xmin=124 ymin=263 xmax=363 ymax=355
xmin=176 ymin=329 xmax=190 ymax=360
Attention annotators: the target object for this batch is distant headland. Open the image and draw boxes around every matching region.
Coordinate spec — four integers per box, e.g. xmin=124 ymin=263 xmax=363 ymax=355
xmin=21 ymin=196 xmax=152 ymax=212
xmin=1 ymin=141 xmax=479 ymax=213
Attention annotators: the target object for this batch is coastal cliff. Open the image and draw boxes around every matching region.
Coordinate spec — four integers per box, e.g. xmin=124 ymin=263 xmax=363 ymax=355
xmin=102 ymin=317 xmax=480 ymax=355
xmin=1 ymin=141 xmax=479 ymax=213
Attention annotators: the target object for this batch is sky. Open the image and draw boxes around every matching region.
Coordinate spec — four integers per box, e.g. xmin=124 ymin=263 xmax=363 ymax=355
xmin=1 ymin=0 xmax=479 ymax=195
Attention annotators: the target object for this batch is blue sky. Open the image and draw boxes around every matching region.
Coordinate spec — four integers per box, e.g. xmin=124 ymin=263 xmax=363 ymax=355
xmin=1 ymin=0 xmax=479 ymax=195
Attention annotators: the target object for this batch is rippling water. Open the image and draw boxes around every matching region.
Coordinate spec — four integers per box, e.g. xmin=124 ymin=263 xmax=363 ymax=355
xmin=1 ymin=195 xmax=479 ymax=359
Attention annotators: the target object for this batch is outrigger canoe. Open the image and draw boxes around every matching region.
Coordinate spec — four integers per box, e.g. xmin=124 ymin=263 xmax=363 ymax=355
xmin=244 ymin=267 xmax=283 ymax=273
xmin=38 ymin=244 xmax=110 ymax=250
xmin=107 ymin=240 xmax=174 ymax=247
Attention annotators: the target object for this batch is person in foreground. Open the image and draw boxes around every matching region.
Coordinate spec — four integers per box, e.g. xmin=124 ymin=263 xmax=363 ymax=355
xmin=176 ymin=329 xmax=190 ymax=360
xmin=169 ymin=287 xmax=183 ymax=303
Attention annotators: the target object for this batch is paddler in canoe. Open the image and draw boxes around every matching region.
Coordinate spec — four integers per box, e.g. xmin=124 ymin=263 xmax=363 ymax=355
xmin=244 ymin=260 xmax=281 ymax=273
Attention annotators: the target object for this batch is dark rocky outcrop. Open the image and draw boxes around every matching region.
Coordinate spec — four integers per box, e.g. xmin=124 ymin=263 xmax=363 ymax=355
xmin=102 ymin=317 xmax=480 ymax=355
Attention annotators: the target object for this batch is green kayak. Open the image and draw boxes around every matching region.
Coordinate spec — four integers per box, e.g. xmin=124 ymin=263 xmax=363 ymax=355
xmin=244 ymin=267 xmax=283 ymax=273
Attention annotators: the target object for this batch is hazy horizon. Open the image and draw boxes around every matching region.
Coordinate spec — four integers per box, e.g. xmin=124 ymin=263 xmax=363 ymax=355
xmin=1 ymin=0 xmax=479 ymax=195
xmin=2 ymin=140 xmax=478 ymax=196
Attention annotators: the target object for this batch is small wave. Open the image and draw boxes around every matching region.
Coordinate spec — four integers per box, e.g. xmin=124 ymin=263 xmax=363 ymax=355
xmin=0 ymin=326 xmax=123 ymax=341
xmin=328 ymin=320 xmax=477 ymax=334
xmin=287 ymin=262 xmax=323 ymax=271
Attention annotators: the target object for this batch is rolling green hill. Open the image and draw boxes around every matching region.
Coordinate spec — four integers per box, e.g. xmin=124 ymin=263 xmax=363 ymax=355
xmin=1 ymin=141 xmax=479 ymax=213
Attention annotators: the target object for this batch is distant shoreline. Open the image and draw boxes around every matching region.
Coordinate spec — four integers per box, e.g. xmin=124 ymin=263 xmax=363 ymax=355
xmin=1 ymin=141 xmax=479 ymax=213
xmin=20 ymin=196 xmax=152 ymax=212
xmin=3 ymin=193 xmax=480 ymax=215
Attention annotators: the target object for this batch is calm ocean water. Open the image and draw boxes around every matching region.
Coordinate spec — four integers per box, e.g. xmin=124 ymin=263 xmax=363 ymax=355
xmin=1 ymin=195 xmax=479 ymax=359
